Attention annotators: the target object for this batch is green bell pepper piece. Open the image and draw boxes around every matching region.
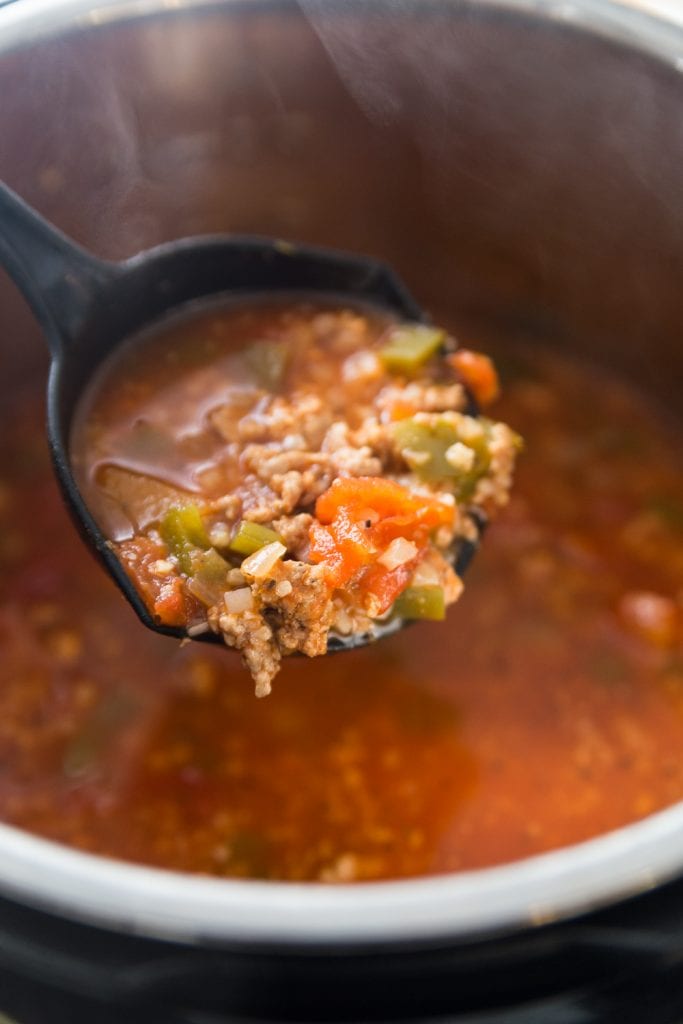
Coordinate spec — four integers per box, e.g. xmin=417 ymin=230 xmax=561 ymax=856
xmin=187 ymin=548 xmax=231 ymax=607
xmin=379 ymin=324 xmax=445 ymax=374
xmin=394 ymin=585 xmax=446 ymax=621
xmin=160 ymin=504 xmax=211 ymax=574
xmin=229 ymin=520 xmax=283 ymax=557
xmin=393 ymin=415 xmax=492 ymax=498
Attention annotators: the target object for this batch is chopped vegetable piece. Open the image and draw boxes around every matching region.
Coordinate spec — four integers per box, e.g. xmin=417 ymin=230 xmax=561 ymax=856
xmin=393 ymin=415 xmax=491 ymax=496
xmin=444 ymin=442 xmax=476 ymax=473
xmin=241 ymin=541 xmax=287 ymax=579
xmin=244 ymin=340 xmax=289 ymax=390
xmin=159 ymin=504 xmax=211 ymax=574
xmin=379 ymin=324 xmax=445 ymax=374
xmin=378 ymin=537 xmax=419 ymax=570
xmin=153 ymin=576 xmax=187 ymax=625
xmin=117 ymin=535 xmax=199 ymax=626
xmin=448 ymin=349 xmax=500 ymax=406
xmin=394 ymin=585 xmax=446 ymax=621
xmin=310 ymin=477 xmax=453 ymax=590
xmin=230 ymin=520 xmax=283 ymax=556
xmin=359 ymin=557 xmax=421 ymax=616
xmin=315 ymin=476 xmax=452 ymax=526
xmin=187 ymin=548 xmax=231 ymax=607
xmin=224 ymin=587 xmax=255 ymax=614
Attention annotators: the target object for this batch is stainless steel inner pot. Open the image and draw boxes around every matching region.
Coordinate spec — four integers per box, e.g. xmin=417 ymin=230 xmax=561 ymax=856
xmin=0 ymin=0 xmax=682 ymax=956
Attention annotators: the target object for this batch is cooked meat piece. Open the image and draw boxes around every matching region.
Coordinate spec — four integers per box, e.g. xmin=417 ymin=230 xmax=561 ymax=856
xmin=472 ymin=422 xmax=520 ymax=510
xmin=253 ymin=561 xmax=334 ymax=658
xmin=209 ymin=607 xmax=281 ymax=698
xmin=411 ymin=549 xmax=464 ymax=604
xmin=243 ymin=446 xmax=331 ymax=480
xmin=330 ymin=447 xmax=382 ymax=478
xmin=241 ymin=446 xmax=333 ymax=512
xmin=322 ymin=419 xmax=390 ymax=474
xmin=272 ymin=513 xmax=314 ymax=560
xmin=376 ymin=382 xmax=467 ymax=417
xmin=230 ymin=394 xmax=331 ymax=446
xmin=330 ymin=595 xmax=375 ymax=637
xmin=312 ymin=310 xmax=371 ymax=353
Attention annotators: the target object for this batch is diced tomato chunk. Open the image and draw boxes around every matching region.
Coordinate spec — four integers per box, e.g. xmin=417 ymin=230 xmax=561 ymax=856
xmin=153 ymin=578 xmax=186 ymax=627
xmin=448 ymin=349 xmax=500 ymax=407
xmin=387 ymin=399 xmax=419 ymax=421
xmin=310 ymin=510 xmax=377 ymax=588
xmin=309 ymin=521 xmax=352 ymax=588
xmin=310 ymin=477 xmax=454 ymax=601
xmin=315 ymin=476 xmax=453 ymax=526
xmin=117 ymin=536 xmax=195 ymax=627
xmin=358 ymin=555 xmax=422 ymax=615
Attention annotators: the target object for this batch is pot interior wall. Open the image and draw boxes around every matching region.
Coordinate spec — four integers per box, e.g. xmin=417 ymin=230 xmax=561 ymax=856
xmin=0 ymin=1 xmax=682 ymax=413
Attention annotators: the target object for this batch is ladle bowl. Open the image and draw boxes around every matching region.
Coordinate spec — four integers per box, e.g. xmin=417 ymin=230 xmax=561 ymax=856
xmin=0 ymin=180 xmax=481 ymax=649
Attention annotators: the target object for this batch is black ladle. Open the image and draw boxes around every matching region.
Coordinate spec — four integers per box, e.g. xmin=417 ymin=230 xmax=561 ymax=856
xmin=0 ymin=180 xmax=481 ymax=650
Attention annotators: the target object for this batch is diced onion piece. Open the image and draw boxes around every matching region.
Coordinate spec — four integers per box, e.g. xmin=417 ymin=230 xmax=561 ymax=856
xmin=342 ymin=350 xmax=382 ymax=383
xmin=209 ymin=523 xmax=232 ymax=548
xmin=411 ymin=559 xmax=442 ymax=587
xmin=223 ymin=587 xmax=254 ymax=614
xmin=188 ymin=577 xmax=220 ymax=607
xmin=445 ymin=441 xmax=476 ymax=473
xmin=402 ymin=446 xmax=432 ymax=469
xmin=150 ymin=559 xmax=175 ymax=576
xmin=377 ymin=537 xmax=419 ymax=570
xmin=457 ymin=416 xmax=485 ymax=443
xmin=187 ymin=621 xmax=211 ymax=637
xmin=241 ymin=541 xmax=287 ymax=579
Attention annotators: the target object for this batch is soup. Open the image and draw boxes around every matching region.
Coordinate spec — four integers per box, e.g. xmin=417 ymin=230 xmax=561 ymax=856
xmin=71 ymin=300 xmax=520 ymax=695
xmin=1 ymin=335 xmax=682 ymax=880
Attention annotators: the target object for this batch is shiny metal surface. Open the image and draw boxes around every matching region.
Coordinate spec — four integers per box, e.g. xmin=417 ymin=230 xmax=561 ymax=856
xmin=0 ymin=0 xmax=682 ymax=948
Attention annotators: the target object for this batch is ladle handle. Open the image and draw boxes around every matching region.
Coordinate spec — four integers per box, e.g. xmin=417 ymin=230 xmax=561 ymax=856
xmin=0 ymin=181 xmax=117 ymax=353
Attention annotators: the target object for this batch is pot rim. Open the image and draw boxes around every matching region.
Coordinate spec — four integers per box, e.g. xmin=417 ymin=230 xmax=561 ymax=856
xmin=0 ymin=804 xmax=682 ymax=947
xmin=1 ymin=0 xmax=683 ymax=68
xmin=1 ymin=0 xmax=683 ymax=949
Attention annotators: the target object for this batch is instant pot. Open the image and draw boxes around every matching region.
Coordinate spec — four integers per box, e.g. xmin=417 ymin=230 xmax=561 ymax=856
xmin=1 ymin=0 xmax=683 ymax=1020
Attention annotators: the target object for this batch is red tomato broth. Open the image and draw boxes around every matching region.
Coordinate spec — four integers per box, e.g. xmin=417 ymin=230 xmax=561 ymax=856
xmin=71 ymin=299 xmax=400 ymax=539
xmin=0 ymin=337 xmax=683 ymax=880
